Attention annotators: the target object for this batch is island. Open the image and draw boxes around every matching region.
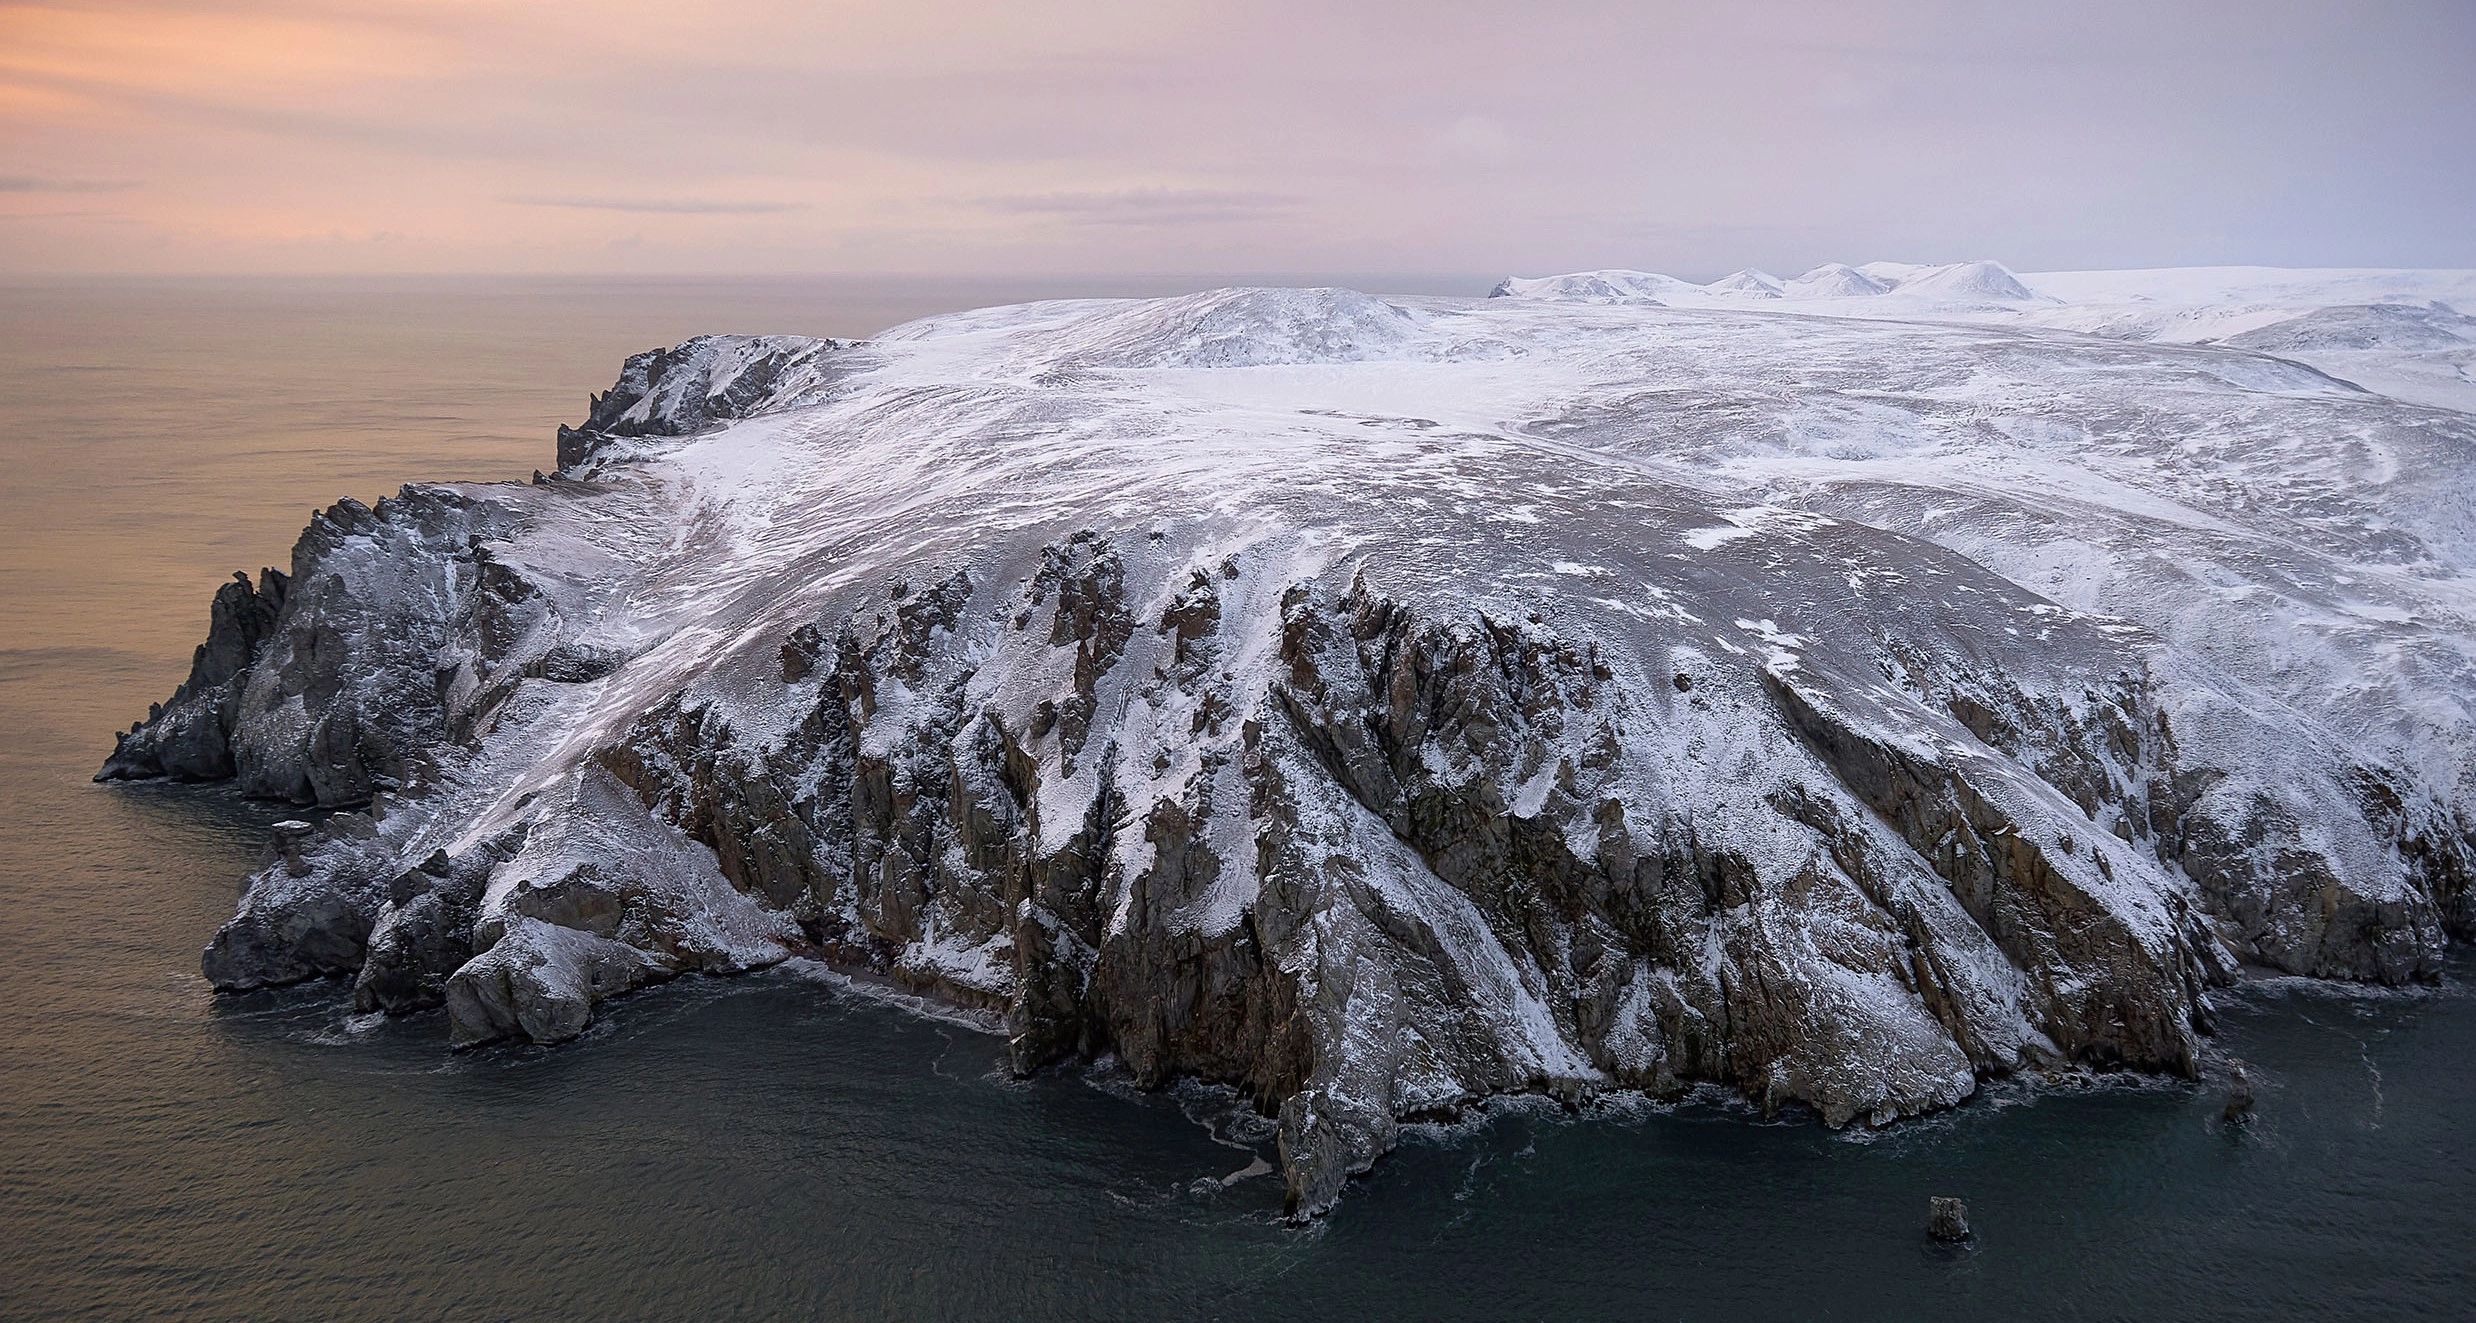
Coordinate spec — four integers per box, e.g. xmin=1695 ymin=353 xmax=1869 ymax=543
xmin=102 ymin=262 xmax=2476 ymax=1215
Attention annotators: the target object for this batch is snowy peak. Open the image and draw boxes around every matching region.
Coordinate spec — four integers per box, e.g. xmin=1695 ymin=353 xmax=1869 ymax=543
xmin=1707 ymin=269 xmax=1786 ymax=298
xmin=1787 ymin=263 xmax=1892 ymax=298
xmin=1881 ymin=259 xmax=2043 ymax=302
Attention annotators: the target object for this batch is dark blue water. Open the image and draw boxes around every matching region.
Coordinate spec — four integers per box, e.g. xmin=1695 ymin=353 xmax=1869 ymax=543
xmin=2 ymin=278 xmax=2471 ymax=1321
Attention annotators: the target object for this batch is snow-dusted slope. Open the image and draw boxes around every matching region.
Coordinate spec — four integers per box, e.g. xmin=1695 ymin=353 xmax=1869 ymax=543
xmin=1491 ymin=260 xmax=2476 ymax=413
xmin=105 ymin=268 xmax=2476 ymax=1216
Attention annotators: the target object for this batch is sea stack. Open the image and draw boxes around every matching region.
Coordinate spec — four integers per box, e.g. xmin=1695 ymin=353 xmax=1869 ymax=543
xmin=2224 ymin=1060 xmax=2257 ymax=1123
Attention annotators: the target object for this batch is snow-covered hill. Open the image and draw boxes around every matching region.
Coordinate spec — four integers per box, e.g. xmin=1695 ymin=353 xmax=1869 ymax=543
xmin=104 ymin=266 xmax=2476 ymax=1215
xmin=1490 ymin=260 xmax=2476 ymax=411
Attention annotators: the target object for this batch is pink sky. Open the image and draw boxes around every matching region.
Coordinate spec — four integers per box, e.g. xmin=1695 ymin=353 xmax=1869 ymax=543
xmin=3 ymin=0 xmax=2470 ymax=276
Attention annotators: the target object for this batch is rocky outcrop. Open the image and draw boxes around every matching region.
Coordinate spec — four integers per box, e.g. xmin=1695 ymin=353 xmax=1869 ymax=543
xmin=200 ymin=812 xmax=390 ymax=989
xmin=101 ymin=486 xmax=528 ymax=806
xmin=104 ymin=279 xmax=2476 ymax=1216
xmin=1928 ymin=1196 xmax=1972 ymax=1242
xmin=441 ymin=917 xmax=672 ymax=1047
xmin=98 ymin=568 xmax=286 ymax=782
xmin=554 ymin=334 xmax=859 ymax=470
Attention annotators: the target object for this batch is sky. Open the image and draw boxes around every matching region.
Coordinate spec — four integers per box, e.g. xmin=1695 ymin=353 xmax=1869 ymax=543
xmin=2 ymin=0 xmax=2470 ymax=278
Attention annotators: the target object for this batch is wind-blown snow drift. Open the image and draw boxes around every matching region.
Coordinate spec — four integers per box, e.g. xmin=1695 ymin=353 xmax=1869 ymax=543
xmin=104 ymin=266 xmax=2476 ymax=1215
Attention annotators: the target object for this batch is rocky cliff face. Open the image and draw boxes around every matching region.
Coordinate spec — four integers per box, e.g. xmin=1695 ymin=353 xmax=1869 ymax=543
xmin=104 ymin=276 xmax=2476 ymax=1214
xmin=101 ymin=568 xmax=287 ymax=783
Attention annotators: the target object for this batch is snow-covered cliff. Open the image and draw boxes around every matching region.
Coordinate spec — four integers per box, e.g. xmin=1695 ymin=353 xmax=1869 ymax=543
xmin=104 ymin=268 xmax=2476 ymax=1214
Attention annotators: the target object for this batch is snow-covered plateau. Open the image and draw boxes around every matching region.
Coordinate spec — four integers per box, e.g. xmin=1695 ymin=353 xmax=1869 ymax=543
xmin=103 ymin=261 xmax=2476 ymax=1214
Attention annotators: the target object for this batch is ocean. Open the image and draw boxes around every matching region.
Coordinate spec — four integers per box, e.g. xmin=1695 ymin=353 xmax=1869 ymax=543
xmin=1 ymin=276 xmax=2469 ymax=1321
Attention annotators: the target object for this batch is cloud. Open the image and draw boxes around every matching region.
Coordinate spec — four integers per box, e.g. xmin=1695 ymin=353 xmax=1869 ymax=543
xmin=1431 ymin=115 xmax=1511 ymax=165
xmin=0 ymin=176 xmax=137 ymax=193
xmin=0 ymin=209 xmax=135 ymax=222
xmin=504 ymin=195 xmax=808 ymax=214
xmin=962 ymin=187 xmax=1298 ymax=227
xmin=3 ymin=0 xmax=2471 ymax=273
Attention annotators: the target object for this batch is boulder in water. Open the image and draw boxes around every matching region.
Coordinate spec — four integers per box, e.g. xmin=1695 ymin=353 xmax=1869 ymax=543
xmin=2224 ymin=1059 xmax=2256 ymax=1123
xmin=1928 ymin=1196 xmax=1972 ymax=1242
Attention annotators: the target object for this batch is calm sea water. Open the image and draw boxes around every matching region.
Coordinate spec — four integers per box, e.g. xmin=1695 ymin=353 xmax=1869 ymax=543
xmin=2 ymin=276 xmax=2471 ymax=1322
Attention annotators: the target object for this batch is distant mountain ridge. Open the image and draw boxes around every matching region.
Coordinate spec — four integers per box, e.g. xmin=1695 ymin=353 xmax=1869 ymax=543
xmin=1489 ymin=258 xmax=2047 ymax=306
